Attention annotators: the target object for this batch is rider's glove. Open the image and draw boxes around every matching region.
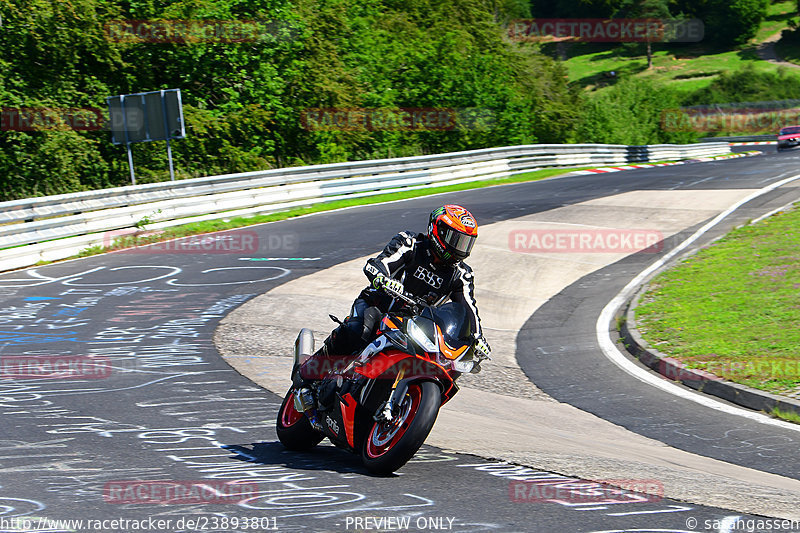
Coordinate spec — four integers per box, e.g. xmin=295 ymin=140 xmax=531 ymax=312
xmin=372 ymin=273 xmax=404 ymax=295
xmin=473 ymin=334 xmax=491 ymax=360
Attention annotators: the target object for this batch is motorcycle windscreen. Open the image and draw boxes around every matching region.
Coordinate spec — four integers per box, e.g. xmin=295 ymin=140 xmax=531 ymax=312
xmin=423 ymin=302 xmax=472 ymax=341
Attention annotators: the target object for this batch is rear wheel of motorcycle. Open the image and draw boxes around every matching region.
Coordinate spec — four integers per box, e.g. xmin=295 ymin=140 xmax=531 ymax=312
xmin=276 ymin=389 xmax=323 ymax=451
xmin=361 ymin=380 xmax=441 ymax=475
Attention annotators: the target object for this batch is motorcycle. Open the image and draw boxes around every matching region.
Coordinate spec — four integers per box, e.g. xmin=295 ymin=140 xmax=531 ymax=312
xmin=275 ymin=286 xmax=485 ymax=475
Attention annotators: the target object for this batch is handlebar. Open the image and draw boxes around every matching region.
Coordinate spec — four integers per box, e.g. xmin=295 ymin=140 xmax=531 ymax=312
xmin=380 ymin=282 xmax=489 ymax=360
xmin=380 ymin=284 xmax=428 ymax=314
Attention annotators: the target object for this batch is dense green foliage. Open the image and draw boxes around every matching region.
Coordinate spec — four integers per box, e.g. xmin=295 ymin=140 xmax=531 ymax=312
xmin=535 ymin=0 xmax=769 ymax=46
xmin=688 ymin=64 xmax=800 ymax=104
xmin=0 ymin=0 xmax=583 ymax=200
xmin=574 ymin=78 xmax=695 ymax=144
xmin=670 ymin=0 xmax=769 ymax=46
xmin=0 ymin=0 xmax=782 ymax=201
xmin=531 ymin=0 xmax=622 ymax=17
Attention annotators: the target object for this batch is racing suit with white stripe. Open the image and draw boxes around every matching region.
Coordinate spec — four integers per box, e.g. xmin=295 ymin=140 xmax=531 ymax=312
xmin=322 ymin=231 xmax=484 ymax=357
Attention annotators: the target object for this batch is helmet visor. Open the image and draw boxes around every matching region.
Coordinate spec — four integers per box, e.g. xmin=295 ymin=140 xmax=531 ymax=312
xmin=440 ymin=227 xmax=476 ymax=256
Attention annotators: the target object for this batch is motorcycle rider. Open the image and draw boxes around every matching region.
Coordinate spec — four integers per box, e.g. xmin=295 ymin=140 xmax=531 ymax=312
xmin=300 ymin=204 xmax=491 ymax=379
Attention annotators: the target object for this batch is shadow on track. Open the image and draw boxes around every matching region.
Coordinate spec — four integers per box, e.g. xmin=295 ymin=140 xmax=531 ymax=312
xmin=222 ymin=442 xmax=399 ymax=478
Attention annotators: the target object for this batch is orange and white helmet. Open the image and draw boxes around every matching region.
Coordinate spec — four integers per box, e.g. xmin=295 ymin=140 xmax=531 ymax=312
xmin=428 ymin=205 xmax=478 ymax=263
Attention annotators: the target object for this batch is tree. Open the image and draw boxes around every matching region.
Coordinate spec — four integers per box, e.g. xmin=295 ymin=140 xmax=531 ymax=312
xmin=573 ymin=77 xmax=697 ymax=144
xmin=0 ymin=0 xmax=583 ymax=199
xmin=615 ymin=0 xmax=671 ymax=69
xmin=670 ymin=0 xmax=768 ymax=46
xmin=531 ymin=0 xmax=625 ymax=17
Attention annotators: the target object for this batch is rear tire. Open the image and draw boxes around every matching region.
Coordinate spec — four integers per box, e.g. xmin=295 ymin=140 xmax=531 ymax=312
xmin=276 ymin=389 xmax=323 ymax=451
xmin=361 ymin=381 xmax=441 ymax=475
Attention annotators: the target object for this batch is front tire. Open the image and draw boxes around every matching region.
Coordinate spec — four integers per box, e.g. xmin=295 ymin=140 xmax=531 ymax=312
xmin=361 ymin=381 xmax=441 ymax=475
xmin=276 ymin=389 xmax=323 ymax=451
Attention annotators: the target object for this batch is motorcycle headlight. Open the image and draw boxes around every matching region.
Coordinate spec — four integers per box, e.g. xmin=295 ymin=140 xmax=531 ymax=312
xmin=407 ymin=319 xmax=438 ymax=352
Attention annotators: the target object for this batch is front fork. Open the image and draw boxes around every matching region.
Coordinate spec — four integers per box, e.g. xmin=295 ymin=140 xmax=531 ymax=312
xmin=377 ymin=369 xmax=409 ymax=423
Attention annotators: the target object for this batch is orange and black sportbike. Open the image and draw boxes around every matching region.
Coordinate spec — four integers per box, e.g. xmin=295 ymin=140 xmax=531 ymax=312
xmin=276 ymin=286 xmax=486 ymax=475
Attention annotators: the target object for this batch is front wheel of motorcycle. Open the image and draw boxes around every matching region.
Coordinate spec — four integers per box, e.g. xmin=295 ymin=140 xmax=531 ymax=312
xmin=361 ymin=380 xmax=441 ymax=475
xmin=276 ymin=389 xmax=323 ymax=451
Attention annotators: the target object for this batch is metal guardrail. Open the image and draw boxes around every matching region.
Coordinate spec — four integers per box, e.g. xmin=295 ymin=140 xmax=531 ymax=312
xmin=0 ymin=142 xmax=730 ymax=272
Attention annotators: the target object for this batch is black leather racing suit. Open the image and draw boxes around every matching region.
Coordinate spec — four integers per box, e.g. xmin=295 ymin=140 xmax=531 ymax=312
xmin=323 ymin=231 xmax=484 ymax=356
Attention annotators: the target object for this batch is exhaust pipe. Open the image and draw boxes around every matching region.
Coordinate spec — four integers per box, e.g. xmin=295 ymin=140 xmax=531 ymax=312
xmin=292 ymin=328 xmax=315 ymax=387
xmin=294 ymin=328 xmax=315 ymax=367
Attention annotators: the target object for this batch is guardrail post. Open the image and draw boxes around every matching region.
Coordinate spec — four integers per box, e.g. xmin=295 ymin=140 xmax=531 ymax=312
xmin=120 ymin=94 xmax=136 ymax=185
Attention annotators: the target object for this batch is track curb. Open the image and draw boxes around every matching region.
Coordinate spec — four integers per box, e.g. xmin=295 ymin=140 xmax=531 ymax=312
xmin=620 ymin=284 xmax=800 ymax=419
xmin=571 ymin=150 xmax=760 ymax=175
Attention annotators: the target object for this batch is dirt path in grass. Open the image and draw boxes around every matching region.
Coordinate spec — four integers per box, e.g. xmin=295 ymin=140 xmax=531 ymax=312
xmin=757 ymin=31 xmax=800 ymax=69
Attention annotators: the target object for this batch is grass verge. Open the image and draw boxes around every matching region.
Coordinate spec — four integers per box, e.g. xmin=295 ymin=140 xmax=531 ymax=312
xmin=563 ymin=45 xmax=800 ymax=93
xmin=754 ymin=0 xmax=797 ymax=43
xmin=635 ymin=203 xmax=800 ymax=396
xmin=562 ymin=1 xmax=799 ymax=92
xmin=771 ymin=407 xmax=800 ymax=424
xmin=74 ymin=166 xmax=580 ymax=260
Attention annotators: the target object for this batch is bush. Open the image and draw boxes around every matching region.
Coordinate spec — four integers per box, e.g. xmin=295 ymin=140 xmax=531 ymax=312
xmin=671 ymin=0 xmax=768 ymax=46
xmin=0 ymin=0 xmax=581 ymax=200
xmin=687 ymin=64 xmax=800 ymax=104
xmin=0 ymin=129 xmax=111 ymax=199
xmin=572 ymin=78 xmax=698 ymax=144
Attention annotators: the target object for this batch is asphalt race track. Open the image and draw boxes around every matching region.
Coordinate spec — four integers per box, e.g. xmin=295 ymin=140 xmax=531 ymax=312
xmin=520 ymin=148 xmax=800 ymax=480
xmin=0 ymin=144 xmax=798 ymax=533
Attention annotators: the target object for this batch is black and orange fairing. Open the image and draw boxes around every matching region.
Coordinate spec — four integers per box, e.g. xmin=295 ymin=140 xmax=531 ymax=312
xmin=380 ymin=315 xmax=402 ymax=331
xmin=434 ymin=323 xmax=469 ymax=360
xmin=352 ymin=349 xmax=458 ymax=405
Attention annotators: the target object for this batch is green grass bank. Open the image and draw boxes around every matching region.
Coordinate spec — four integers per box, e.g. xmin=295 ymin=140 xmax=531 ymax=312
xmin=635 ymin=203 xmax=800 ymax=399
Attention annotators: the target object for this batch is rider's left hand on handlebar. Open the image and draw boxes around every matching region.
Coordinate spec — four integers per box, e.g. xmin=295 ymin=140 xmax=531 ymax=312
xmin=373 ymin=274 xmax=404 ymax=295
xmin=473 ymin=335 xmax=491 ymax=360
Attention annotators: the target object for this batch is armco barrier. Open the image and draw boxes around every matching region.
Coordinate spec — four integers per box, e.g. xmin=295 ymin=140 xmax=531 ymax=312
xmin=0 ymin=142 xmax=730 ymax=272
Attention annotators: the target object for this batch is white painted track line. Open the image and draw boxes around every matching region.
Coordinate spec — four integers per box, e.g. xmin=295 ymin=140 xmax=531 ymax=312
xmin=597 ymin=174 xmax=800 ymax=432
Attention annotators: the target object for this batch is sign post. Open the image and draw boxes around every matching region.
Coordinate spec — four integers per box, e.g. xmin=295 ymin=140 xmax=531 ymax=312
xmin=107 ymin=89 xmax=186 ymax=185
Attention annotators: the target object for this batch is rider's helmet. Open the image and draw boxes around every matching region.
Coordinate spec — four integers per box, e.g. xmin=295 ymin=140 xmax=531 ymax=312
xmin=428 ymin=205 xmax=478 ymax=264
